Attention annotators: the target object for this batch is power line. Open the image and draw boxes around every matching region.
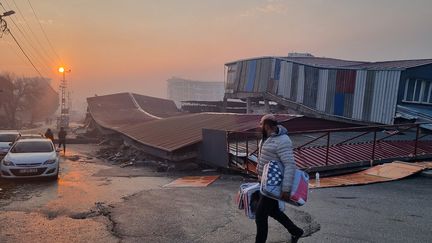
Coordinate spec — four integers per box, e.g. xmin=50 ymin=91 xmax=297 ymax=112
xmin=26 ymin=0 xmax=62 ymax=63
xmin=1 ymin=1 xmax=52 ymax=76
xmin=6 ymin=28 xmax=44 ymax=78
xmin=11 ymin=0 xmax=56 ymax=66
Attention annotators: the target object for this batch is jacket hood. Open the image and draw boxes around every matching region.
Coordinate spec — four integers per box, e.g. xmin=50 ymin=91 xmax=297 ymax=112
xmin=271 ymin=125 xmax=288 ymax=137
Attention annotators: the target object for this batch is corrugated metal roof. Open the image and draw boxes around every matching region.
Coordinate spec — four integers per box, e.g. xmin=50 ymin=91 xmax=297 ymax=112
xmin=118 ymin=113 xmax=298 ymax=152
xmin=87 ymin=93 xmax=181 ymax=129
xmin=282 ymin=57 xmax=367 ymax=68
xmin=227 ymin=56 xmax=432 ymax=71
xmin=131 ymin=93 xmax=182 ymax=118
xmin=350 ymin=59 xmax=432 ymax=70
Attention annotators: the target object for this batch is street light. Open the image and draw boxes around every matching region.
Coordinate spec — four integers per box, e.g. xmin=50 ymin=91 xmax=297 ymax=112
xmin=1 ymin=11 xmax=15 ymax=34
xmin=1 ymin=10 xmax=16 ymax=17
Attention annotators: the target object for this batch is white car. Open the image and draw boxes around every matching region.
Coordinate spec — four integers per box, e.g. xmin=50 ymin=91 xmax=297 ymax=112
xmin=1 ymin=138 xmax=60 ymax=179
xmin=0 ymin=131 xmax=21 ymax=158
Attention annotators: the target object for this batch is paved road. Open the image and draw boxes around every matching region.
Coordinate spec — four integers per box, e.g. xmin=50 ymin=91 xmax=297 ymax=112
xmin=0 ymin=144 xmax=431 ymax=243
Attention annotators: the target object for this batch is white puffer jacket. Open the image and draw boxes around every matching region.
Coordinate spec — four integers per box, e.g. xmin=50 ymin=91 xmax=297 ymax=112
xmin=258 ymin=125 xmax=296 ymax=192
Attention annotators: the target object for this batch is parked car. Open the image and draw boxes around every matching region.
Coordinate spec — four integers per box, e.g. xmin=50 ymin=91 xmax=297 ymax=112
xmin=0 ymin=138 xmax=60 ymax=179
xmin=18 ymin=134 xmax=45 ymax=140
xmin=0 ymin=131 xmax=21 ymax=158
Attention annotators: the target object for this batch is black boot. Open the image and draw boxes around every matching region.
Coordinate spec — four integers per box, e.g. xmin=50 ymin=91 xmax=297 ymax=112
xmin=291 ymin=228 xmax=304 ymax=243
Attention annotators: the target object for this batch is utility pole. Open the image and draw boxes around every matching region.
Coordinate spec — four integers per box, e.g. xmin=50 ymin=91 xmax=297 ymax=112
xmin=57 ymin=67 xmax=71 ymax=129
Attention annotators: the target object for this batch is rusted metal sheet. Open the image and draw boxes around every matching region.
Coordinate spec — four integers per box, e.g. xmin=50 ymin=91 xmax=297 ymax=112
xmin=164 ymin=175 xmax=220 ymax=187
xmin=309 ymin=161 xmax=430 ymax=188
xmin=118 ymin=113 xmax=297 ymax=152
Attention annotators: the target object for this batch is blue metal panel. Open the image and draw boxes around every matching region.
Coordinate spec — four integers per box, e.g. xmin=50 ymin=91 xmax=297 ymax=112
xmin=334 ymin=93 xmax=345 ymax=116
xmin=245 ymin=60 xmax=257 ymax=92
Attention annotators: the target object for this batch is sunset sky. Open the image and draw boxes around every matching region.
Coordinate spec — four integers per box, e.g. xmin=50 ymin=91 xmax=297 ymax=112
xmin=1 ymin=0 xmax=432 ymax=110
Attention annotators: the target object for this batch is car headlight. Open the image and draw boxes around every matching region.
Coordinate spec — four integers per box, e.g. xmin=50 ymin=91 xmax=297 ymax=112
xmin=44 ymin=159 xmax=57 ymax=165
xmin=2 ymin=159 xmax=15 ymax=166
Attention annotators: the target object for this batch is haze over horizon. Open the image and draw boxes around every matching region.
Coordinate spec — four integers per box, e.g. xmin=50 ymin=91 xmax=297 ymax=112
xmin=1 ymin=0 xmax=432 ymax=111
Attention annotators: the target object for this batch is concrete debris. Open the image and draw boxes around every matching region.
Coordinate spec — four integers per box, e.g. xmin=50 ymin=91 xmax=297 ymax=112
xmin=95 ymin=144 xmax=203 ymax=173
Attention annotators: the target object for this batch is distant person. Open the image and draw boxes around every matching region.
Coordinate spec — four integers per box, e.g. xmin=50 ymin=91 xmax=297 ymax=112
xmin=255 ymin=114 xmax=303 ymax=243
xmin=44 ymin=128 xmax=54 ymax=142
xmin=58 ymin=127 xmax=67 ymax=154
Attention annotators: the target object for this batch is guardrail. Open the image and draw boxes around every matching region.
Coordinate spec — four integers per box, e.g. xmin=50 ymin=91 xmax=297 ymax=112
xmin=227 ymin=123 xmax=432 ymax=172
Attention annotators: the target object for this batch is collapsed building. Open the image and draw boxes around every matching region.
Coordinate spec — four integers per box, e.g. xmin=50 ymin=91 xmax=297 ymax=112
xmin=86 ymin=91 xmax=432 ymax=174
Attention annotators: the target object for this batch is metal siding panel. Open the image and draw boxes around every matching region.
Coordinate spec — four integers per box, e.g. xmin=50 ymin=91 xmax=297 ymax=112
xmin=240 ymin=61 xmax=248 ymax=91
xmin=246 ymin=60 xmax=257 ymax=92
xmin=291 ymin=64 xmax=299 ymax=101
xmin=344 ymin=93 xmax=354 ymax=118
xmin=297 ymin=65 xmax=305 ymax=103
xmin=284 ymin=62 xmax=293 ymax=99
xmin=254 ymin=59 xmax=262 ymax=93
xmin=256 ymin=59 xmax=264 ymax=92
xmin=381 ymin=72 xmax=391 ymax=124
xmin=262 ymin=59 xmax=272 ymax=92
xmin=326 ymin=70 xmax=337 ymax=114
xmin=317 ymin=69 xmax=329 ymax=111
xmin=362 ymin=71 xmax=375 ymax=122
xmin=274 ymin=59 xmax=281 ymax=80
xmin=277 ymin=61 xmax=286 ymax=96
xmin=270 ymin=58 xmax=276 ymax=79
xmin=347 ymin=70 xmax=356 ymax=93
xmin=352 ymin=70 xmax=367 ymax=120
xmin=336 ymin=70 xmax=344 ymax=93
xmin=383 ymin=71 xmax=401 ymax=124
xmin=303 ymin=66 xmax=318 ymax=108
xmin=371 ymin=71 xmax=386 ymax=123
xmin=334 ymin=93 xmax=345 ymax=116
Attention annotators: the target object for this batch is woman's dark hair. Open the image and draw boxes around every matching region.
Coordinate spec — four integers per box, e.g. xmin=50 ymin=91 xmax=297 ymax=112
xmin=262 ymin=119 xmax=278 ymax=128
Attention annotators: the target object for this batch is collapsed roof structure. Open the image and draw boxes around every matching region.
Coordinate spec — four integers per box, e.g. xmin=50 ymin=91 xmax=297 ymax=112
xmin=86 ymin=92 xmax=359 ymax=162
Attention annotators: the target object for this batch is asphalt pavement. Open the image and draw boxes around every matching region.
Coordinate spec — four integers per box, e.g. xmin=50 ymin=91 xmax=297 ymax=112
xmin=0 ymin=144 xmax=431 ymax=243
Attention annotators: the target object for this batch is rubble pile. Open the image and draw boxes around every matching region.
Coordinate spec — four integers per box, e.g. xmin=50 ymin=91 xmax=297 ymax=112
xmin=96 ymin=144 xmax=173 ymax=171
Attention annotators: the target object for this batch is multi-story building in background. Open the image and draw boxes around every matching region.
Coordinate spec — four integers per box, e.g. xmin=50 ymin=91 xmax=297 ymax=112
xmin=167 ymin=77 xmax=224 ymax=107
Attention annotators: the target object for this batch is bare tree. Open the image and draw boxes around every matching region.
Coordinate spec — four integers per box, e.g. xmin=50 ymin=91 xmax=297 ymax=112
xmin=0 ymin=73 xmax=46 ymax=128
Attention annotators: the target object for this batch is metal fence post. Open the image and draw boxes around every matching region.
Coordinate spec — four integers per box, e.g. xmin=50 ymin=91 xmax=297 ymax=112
xmin=246 ymin=133 xmax=249 ymax=156
xmin=371 ymin=130 xmax=377 ymax=162
xmin=325 ymin=132 xmax=330 ymax=166
xmin=414 ymin=124 xmax=420 ymax=158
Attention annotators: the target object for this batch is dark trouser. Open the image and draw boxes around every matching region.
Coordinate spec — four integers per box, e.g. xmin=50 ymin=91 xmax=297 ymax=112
xmin=255 ymin=194 xmax=302 ymax=243
xmin=58 ymin=139 xmax=66 ymax=152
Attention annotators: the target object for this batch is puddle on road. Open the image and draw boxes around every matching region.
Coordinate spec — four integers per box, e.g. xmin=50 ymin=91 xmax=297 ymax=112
xmin=0 ymin=178 xmax=54 ymax=207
